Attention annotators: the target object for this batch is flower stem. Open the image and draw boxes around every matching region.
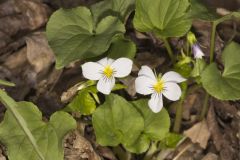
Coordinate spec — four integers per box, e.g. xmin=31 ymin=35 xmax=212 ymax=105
xmin=200 ymin=21 xmax=216 ymax=120
xmin=173 ymin=100 xmax=184 ymax=133
xmin=199 ymin=92 xmax=210 ymax=120
xmin=162 ymin=38 xmax=174 ymax=63
xmin=173 ymin=82 xmax=187 ymax=133
xmin=210 ymin=22 xmax=217 ymax=62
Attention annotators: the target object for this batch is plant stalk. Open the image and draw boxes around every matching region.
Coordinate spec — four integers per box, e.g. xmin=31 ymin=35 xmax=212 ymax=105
xmin=162 ymin=38 xmax=174 ymax=63
xmin=201 ymin=22 xmax=216 ymax=121
xmin=173 ymin=101 xmax=184 ymax=133
xmin=210 ymin=22 xmax=217 ymax=62
xmin=173 ymin=82 xmax=187 ymax=133
xmin=199 ymin=92 xmax=210 ymax=120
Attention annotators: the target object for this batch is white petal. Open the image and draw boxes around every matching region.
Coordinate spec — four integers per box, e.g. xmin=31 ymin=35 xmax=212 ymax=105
xmin=193 ymin=44 xmax=204 ymax=59
xmin=138 ymin=65 xmax=156 ymax=80
xmin=162 ymin=82 xmax=182 ymax=101
xmin=162 ymin=71 xmax=186 ymax=83
xmin=148 ymin=93 xmax=163 ymax=113
xmin=97 ymin=77 xmax=115 ymax=95
xmin=82 ymin=62 xmax=103 ymax=80
xmin=98 ymin=57 xmax=114 ymax=66
xmin=135 ymin=76 xmax=155 ymax=95
xmin=111 ymin=58 xmax=133 ymax=78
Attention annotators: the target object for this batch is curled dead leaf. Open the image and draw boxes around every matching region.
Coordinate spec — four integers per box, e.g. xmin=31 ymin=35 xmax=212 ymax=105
xmin=64 ymin=131 xmax=101 ymax=160
xmin=26 ymin=32 xmax=55 ymax=74
xmin=184 ymin=119 xmax=210 ymax=149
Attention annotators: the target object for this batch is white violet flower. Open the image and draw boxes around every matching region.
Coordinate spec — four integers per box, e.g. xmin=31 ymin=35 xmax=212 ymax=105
xmin=135 ymin=66 xmax=186 ymax=113
xmin=82 ymin=57 xmax=133 ymax=95
xmin=192 ymin=44 xmax=204 ymax=59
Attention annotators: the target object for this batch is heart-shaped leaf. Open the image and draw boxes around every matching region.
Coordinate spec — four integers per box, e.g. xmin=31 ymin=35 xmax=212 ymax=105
xmin=92 ymin=94 xmax=144 ymax=147
xmin=201 ymin=42 xmax=240 ymax=100
xmin=133 ymin=0 xmax=191 ymax=38
xmin=125 ymin=99 xmax=170 ymax=153
xmin=93 ymin=96 xmax=171 ymax=153
xmin=0 ymin=101 xmax=76 ymax=160
xmin=132 ymin=99 xmax=170 ymax=140
xmin=46 ymin=6 xmax=125 ymax=69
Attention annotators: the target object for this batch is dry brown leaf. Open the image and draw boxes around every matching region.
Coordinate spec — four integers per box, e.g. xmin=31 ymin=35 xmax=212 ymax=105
xmin=26 ymin=32 xmax=55 ymax=74
xmin=207 ymin=105 xmax=224 ymax=151
xmin=184 ymin=119 xmax=211 ymax=149
xmin=64 ymin=131 xmax=101 ymax=160
xmin=14 ymin=0 xmax=51 ymax=30
xmin=201 ymin=153 xmax=218 ymax=160
xmin=119 ymin=75 xmax=136 ymax=97
xmin=0 ymin=0 xmax=51 ymax=54
xmin=3 ymin=47 xmax=28 ymax=72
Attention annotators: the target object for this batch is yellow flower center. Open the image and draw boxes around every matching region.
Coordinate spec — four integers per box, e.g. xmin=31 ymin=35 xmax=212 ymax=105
xmin=153 ymin=79 xmax=164 ymax=93
xmin=103 ymin=65 xmax=114 ymax=78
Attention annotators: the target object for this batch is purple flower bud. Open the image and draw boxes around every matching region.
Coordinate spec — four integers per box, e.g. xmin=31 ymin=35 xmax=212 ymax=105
xmin=192 ymin=44 xmax=204 ymax=59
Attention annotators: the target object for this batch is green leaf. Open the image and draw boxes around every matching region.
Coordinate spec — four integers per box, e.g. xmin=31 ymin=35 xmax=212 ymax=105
xmin=0 ymin=89 xmax=44 ymax=160
xmin=91 ymin=0 xmax=135 ymax=23
xmin=132 ymin=99 xmax=170 ymax=140
xmin=124 ymin=99 xmax=170 ymax=153
xmin=64 ymin=86 xmax=98 ymax=115
xmin=133 ymin=0 xmax=192 ymax=38
xmin=201 ymin=42 xmax=240 ymax=100
xmin=159 ymin=133 xmax=183 ymax=149
xmin=92 ymin=94 xmax=144 ymax=147
xmin=0 ymin=79 xmax=15 ymax=87
xmin=0 ymin=91 xmax=76 ymax=160
xmin=124 ymin=134 xmax=150 ymax=154
xmin=107 ymin=36 xmax=136 ymax=59
xmin=46 ymin=6 xmax=125 ymax=69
